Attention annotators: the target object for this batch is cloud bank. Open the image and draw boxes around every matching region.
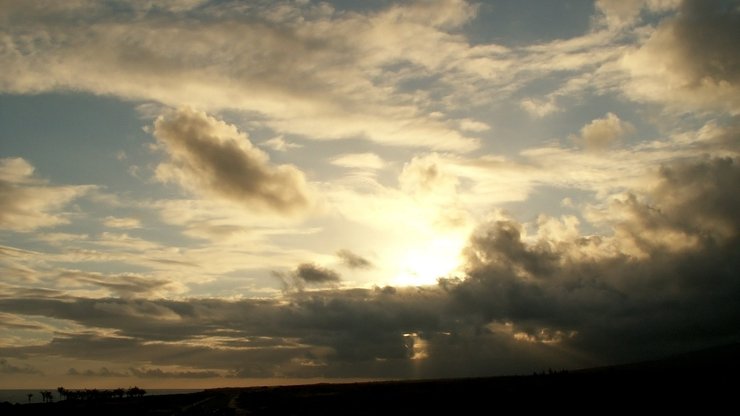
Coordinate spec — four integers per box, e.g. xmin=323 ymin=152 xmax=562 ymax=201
xmin=1 ymin=156 xmax=737 ymax=379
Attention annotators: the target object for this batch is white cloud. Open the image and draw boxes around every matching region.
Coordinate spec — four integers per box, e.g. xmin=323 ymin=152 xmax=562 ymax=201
xmin=457 ymin=118 xmax=491 ymax=132
xmin=262 ymin=136 xmax=302 ymax=152
xmin=572 ymin=112 xmax=635 ymax=151
xmin=520 ymin=98 xmax=559 ymax=118
xmin=103 ymin=216 xmax=142 ymax=229
xmin=331 ymin=153 xmax=385 ymax=170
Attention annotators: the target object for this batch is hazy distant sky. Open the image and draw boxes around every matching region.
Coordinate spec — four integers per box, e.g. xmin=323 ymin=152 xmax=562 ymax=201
xmin=1 ymin=0 xmax=738 ymax=388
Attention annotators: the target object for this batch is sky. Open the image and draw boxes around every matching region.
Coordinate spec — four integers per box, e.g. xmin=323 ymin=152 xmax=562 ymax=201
xmin=0 ymin=0 xmax=738 ymax=388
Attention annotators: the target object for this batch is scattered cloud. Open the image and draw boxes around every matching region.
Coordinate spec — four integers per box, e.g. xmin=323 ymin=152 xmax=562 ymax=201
xmin=572 ymin=112 xmax=635 ymax=151
xmin=0 ymin=358 xmax=41 ymax=374
xmin=294 ymin=263 xmax=341 ymax=284
xmin=457 ymin=119 xmax=491 ymax=132
xmin=57 ymin=270 xmax=185 ymax=299
xmin=153 ymin=108 xmax=314 ymax=216
xmin=103 ymin=216 xmax=142 ymax=229
xmin=262 ymin=136 xmax=302 ymax=152
xmin=520 ymin=98 xmax=559 ymax=118
xmin=129 ymin=367 xmax=221 ymax=379
xmin=67 ymin=367 xmax=128 ymax=377
xmin=0 ymin=0 xmax=738 ymax=385
xmin=0 ymin=0 xmax=482 ymax=152
xmin=621 ymin=0 xmax=740 ymax=113
xmin=331 ymin=153 xmax=385 ymax=170
xmin=336 ymin=250 xmax=373 ymax=270
xmin=0 ymin=158 xmax=94 ymax=232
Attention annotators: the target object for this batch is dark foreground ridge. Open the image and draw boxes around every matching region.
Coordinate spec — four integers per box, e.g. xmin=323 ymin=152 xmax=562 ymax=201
xmin=3 ymin=343 xmax=738 ymax=415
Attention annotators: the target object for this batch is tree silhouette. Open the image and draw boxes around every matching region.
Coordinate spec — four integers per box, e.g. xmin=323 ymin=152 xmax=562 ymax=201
xmin=39 ymin=391 xmax=53 ymax=403
xmin=126 ymin=386 xmax=146 ymax=398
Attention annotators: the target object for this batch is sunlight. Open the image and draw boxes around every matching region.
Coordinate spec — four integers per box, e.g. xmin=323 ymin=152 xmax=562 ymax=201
xmin=391 ymin=235 xmax=465 ymax=287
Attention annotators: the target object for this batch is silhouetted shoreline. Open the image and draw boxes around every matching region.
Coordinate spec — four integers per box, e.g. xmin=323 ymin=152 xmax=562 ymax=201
xmin=3 ymin=343 xmax=737 ymax=415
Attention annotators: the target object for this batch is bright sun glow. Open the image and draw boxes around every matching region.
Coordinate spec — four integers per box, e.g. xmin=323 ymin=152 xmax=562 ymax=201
xmin=391 ymin=236 xmax=466 ymax=286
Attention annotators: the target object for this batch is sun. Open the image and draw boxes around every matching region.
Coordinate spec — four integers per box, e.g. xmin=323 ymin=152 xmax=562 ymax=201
xmin=391 ymin=235 xmax=466 ymax=287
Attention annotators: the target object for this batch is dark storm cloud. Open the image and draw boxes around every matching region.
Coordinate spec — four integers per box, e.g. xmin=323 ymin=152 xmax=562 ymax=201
xmin=336 ymin=249 xmax=374 ymax=269
xmin=153 ymin=108 xmax=312 ymax=216
xmin=451 ymin=156 xmax=740 ymax=363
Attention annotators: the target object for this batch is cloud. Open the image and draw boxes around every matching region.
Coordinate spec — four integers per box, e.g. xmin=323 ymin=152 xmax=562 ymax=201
xmin=336 ymin=250 xmax=373 ymax=270
xmin=595 ymin=0 xmax=646 ymax=28
xmin=0 ymin=0 xmax=482 ymax=152
xmin=400 ymin=154 xmax=459 ymax=197
xmin=295 ymin=263 xmax=341 ymax=284
xmin=520 ymin=98 xmax=559 ymax=118
xmin=103 ymin=216 xmax=141 ymax=229
xmin=331 ymin=153 xmax=385 ymax=170
xmin=621 ymin=0 xmax=740 ymax=113
xmin=457 ymin=119 xmax=491 ymax=132
xmin=453 ymin=156 xmax=740 ymax=362
xmin=594 ymin=0 xmax=680 ymax=28
xmin=129 ymin=367 xmax=221 ymax=379
xmin=0 ymin=358 xmax=41 ymax=374
xmin=262 ymin=136 xmax=302 ymax=152
xmin=2 ymin=164 xmax=738 ymax=380
xmin=572 ymin=113 xmax=634 ymax=151
xmin=67 ymin=367 xmax=128 ymax=377
xmin=0 ymin=157 xmax=94 ymax=231
xmin=57 ymin=270 xmax=184 ymax=299
xmin=153 ymin=108 xmax=313 ymax=216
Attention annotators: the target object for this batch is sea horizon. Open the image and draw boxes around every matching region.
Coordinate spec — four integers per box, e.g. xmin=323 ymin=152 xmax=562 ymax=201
xmin=0 ymin=389 xmax=202 ymax=405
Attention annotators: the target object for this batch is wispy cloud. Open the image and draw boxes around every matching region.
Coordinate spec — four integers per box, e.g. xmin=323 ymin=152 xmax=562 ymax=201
xmin=0 ymin=158 xmax=94 ymax=231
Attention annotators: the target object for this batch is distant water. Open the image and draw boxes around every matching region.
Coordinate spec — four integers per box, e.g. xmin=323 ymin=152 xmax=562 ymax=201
xmin=0 ymin=389 xmax=201 ymax=404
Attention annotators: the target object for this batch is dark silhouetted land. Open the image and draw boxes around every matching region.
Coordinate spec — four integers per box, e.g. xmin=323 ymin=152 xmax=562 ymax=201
xmin=3 ymin=343 xmax=738 ymax=415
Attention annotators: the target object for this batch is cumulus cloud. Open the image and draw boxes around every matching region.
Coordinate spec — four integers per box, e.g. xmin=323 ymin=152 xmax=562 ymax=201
xmin=0 ymin=157 xmax=94 ymax=231
xmin=621 ymin=0 xmax=740 ymax=113
xmin=572 ymin=113 xmax=634 ymax=151
xmin=336 ymin=250 xmax=373 ymax=270
xmin=153 ymin=108 xmax=313 ymax=216
xmin=455 ymin=156 xmax=740 ymax=361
